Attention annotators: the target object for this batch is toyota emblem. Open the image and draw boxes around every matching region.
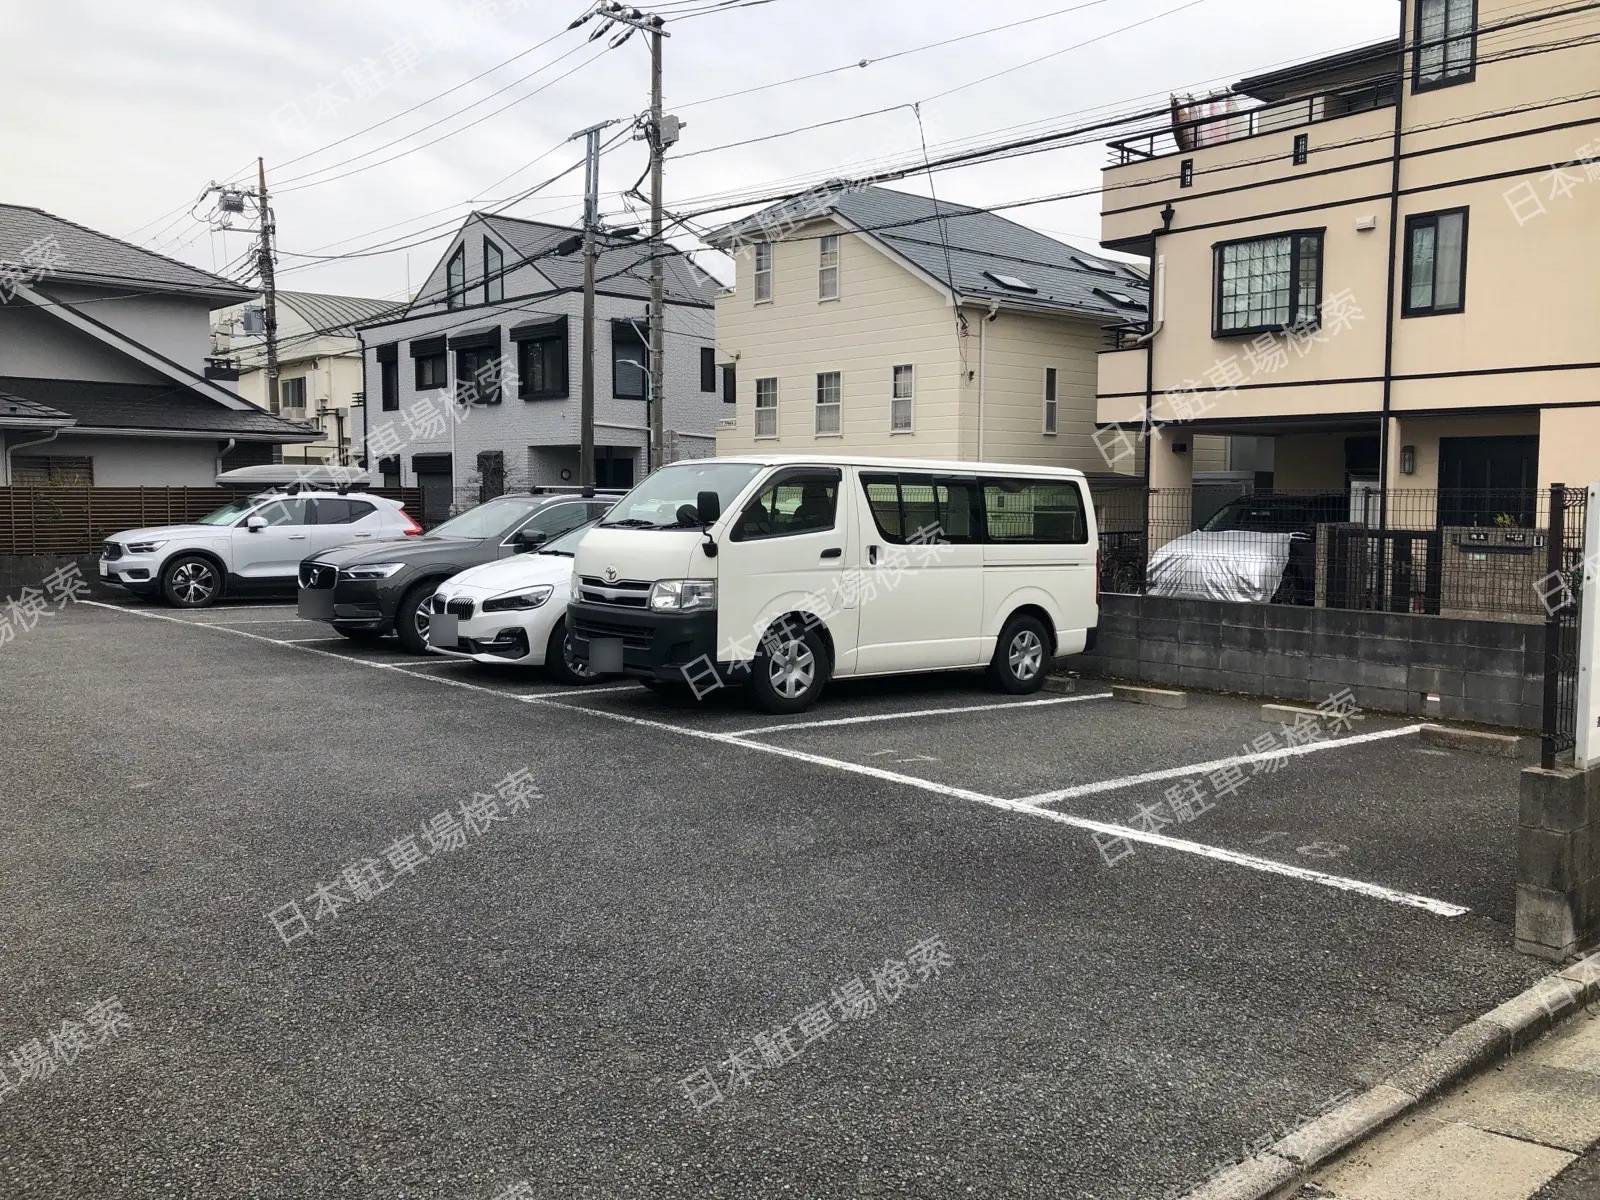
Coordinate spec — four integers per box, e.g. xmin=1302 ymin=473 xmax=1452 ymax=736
xmin=604 ymin=566 xmax=618 ymax=582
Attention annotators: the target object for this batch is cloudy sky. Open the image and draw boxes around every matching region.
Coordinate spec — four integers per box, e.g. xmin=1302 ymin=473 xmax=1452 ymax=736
xmin=4 ymin=0 xmax=1396 ymax=300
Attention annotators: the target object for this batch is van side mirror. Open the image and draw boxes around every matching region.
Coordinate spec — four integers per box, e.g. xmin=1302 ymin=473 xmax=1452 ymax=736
xmin=246 ymin=516 xmax=267 ymax=532
xmin=696 ymin=490 xmax=721 ymax=525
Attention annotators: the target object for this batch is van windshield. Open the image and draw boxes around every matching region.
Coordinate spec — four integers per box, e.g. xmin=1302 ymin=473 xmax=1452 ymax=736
xmin=600 ymin=462 xmax=766 ymax=530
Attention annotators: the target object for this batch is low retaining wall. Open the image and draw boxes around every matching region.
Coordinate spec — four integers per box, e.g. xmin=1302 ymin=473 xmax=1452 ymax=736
xmin=1082 ymin=594 xmax=1540 ymax=729
xmin=0 ymin=554 xmax=120 ymax=601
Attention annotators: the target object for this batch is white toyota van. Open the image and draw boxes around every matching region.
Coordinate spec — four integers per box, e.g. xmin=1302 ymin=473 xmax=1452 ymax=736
xmin=567 ymin=455 xmax=1099 ymax=713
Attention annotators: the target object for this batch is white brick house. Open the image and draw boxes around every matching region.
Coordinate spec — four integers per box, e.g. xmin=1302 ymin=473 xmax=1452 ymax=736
xmin=355 ymin=211 xmax=721 ymax=520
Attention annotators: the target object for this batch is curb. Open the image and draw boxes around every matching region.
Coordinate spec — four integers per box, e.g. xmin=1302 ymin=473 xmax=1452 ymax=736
xmin=1181 ymin=955 xmax=1600 ymax=1200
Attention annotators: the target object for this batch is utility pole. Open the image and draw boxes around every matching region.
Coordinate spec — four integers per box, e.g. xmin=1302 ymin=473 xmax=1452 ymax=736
xmin=568 ymin=120 xmax=617 ymax=490
xmin=256 ymin=158 xmax=280 ymax=420
xmin=581 ymin=2 xmax=678 ymax=475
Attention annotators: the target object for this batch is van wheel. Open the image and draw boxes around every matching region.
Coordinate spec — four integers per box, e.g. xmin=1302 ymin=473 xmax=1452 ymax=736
xmin=988 ymin=614 xmax=1050 ymax=694
xmin=747 ymin=619 xmax=827 ymax=714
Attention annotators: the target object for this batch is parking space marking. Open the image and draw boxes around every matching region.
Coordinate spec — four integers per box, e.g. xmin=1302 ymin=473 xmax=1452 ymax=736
xmin=723 ymin=692 xmax=1113 ymax=738
xmin=1016 ymin=724 xmax=1428 ymax=806
xmin=82 ymin=600 xmax=1469 ymax=918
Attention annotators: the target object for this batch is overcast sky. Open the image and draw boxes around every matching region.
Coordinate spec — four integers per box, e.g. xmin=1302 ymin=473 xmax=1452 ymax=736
xmin=3 ymin=0 xmax=1397 ymax=301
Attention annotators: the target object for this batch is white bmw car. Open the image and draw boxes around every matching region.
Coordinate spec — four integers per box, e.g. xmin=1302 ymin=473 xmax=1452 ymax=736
xmin=424 ymin=521 xmax=596 ymax=683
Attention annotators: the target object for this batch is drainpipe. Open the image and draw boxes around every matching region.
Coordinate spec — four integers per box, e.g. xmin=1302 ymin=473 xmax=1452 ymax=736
xmin=1376 ymin=7 xmax=1409 ymax=533
xmin=978 ymin=299 xmax=1000 ymax=460
xmin=3 ymin=427 xmax=65 ymax=485
xmin=216 ymin=438 xmax=236 ymax=481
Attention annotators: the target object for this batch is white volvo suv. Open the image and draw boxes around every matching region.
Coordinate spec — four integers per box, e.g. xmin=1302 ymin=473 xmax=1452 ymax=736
xmin=100 ymin=488 xmax=420 ymax=607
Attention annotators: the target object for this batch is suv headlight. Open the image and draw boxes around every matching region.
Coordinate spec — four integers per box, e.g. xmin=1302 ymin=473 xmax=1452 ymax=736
xmin=649 ymin=579 xmax=716 ymax=613
xmin=126 ymin=540 xmax=167 ymax=554
xmin=341 ymin=563 xmax=407 ymax=580
xmin=483 ymin=585 xmax=553 ymax=613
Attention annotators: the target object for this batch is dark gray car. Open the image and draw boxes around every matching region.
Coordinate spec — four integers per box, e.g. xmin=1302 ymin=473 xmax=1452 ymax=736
xmin=297 ymin=490 xmax=617 ymax=651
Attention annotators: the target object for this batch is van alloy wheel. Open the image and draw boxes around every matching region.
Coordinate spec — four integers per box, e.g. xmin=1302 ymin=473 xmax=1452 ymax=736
xmin=768 ymin=632 xmax=816 ymax=699
xmin=1008 ymin=629 xmax=1044 ymax=682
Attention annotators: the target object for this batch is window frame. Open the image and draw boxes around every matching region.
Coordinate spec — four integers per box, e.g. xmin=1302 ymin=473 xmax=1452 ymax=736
xmin=446 ymin=246 xmax=466 ymax=309
xmin=721 ymin=363 xmax=736 ymax=404
xmin=379 ymin=357 xmax=399 ymax=411
xmin=700 ymin=346 xmax=718 ymax=392
xmin=1401 ymin=206 xmax=1469 ymax=318
xmin=1179 ymin=158 xmax=1194 ymax=188
xmin=415 ymin=352 xmax=447 ymax=391
xmin=483 ymin=238 xmax=504 ymax=304
xmin=815 ymin=370 xmax=842 ymax=437
xmin=518 ymin=329 xmax=568 ymax=400
xmin=1413 ymin=0 xmax=1478 ymax=93
xmin=729 ymin=467 xmax=842 ymax=543
xmin=1211 ymin=228 xmax=1325 ymax=339
xmin=280 ymin=376 xmax=308 ymax=410
xmin=818 ymin=234 xmax=840 ymax=301
xmin=753 ymin=376 xmax=778 ymax=439
xmin=890 ymin=364 xmax=914 ymax=433
xmin=753 ymin=242 xmax=773 ymax=303
xmin=1042 ymin=367 xmax=1059 ymax=436
xmin=611 ymin=320 xmax=649 ymax=401
xmin=1292 ymin=133 xmax=1309 ymax=166
xmin=455 ymin=346 xmax=502 ymax=406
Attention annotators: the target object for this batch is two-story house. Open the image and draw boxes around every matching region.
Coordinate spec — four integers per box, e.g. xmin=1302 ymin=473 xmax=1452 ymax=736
xmin=212 ymin=291 xmax=403 ymax=468
xmin=711 ymin=185 xmax=1160 ymax=478
xmin=356 ymin=211 xmax=719 ymax=520
xmin=1096 ymin=0 xmax=1600 ymax=533
xmin=0 ymin=204 xmax=317 ymax=485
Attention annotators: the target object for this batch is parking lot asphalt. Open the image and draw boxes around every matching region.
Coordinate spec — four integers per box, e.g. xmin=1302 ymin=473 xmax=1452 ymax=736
xmin=0 ymin=598 xmax=1549 ymax=1200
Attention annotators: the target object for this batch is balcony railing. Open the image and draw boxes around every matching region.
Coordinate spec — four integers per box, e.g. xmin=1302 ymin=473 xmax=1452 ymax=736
xmin=1107 ymin=78 xmax=1398 ymax=167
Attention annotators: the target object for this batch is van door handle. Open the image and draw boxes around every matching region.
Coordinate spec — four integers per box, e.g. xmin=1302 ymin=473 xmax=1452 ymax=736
xmin=820 ymin=547 xmax=842 ymax=560
xmin=868 ymin=545 xmax=879 ymax=565
xmin=288 ymin=534 xmax=308 ymax=540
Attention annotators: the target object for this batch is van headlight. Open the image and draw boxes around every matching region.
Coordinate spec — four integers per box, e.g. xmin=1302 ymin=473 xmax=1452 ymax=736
xmin=483 ymin=585 xmax=553 ymax=613
xmin=649 ymin=579 xmax=717 ymax=613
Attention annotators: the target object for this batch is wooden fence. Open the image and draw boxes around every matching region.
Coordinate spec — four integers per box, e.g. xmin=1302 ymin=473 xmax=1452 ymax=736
xmin=0 ymin=487 xmax=425 ymax=556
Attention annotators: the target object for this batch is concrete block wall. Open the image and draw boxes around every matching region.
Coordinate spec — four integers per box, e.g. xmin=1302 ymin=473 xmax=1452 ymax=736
xmin=1082 ymin=594 xmax=1542 ymax=729
xmin=0 ymin=554 xmax=118 ymax=601
xmin=1517 ymin=765 xmax=1600 ymax=960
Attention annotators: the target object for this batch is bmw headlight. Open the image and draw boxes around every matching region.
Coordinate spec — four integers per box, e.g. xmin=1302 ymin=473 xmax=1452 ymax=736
xmin=648 ymin=578 xmax=717 ymax=613
xmin=341 ymin=563 xmax=407 ymax=580
xmin=483 ymin=585 xmax=553 ymax=613
xmin=126 ymin=540 xmax=167 ymax=554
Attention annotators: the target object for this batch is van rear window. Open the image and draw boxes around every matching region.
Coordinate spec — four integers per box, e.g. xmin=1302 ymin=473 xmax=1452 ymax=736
xmin=981 ymin=478 xmax=1088 ymax=544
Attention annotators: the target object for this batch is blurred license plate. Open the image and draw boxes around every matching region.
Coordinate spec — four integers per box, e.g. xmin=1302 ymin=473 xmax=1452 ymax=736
xmin=589 ymin=637 xmax=624 ymax=674
xmin=98 ymin=561 xmax=109 ymax=579
xmin=428 ymin=613 xmax=460 ymax=647
xmin=297 ymin=588 xmax=335 ymax=620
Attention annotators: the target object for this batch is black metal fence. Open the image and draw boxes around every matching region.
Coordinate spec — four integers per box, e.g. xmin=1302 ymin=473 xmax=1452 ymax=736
xmin=1094 ymin=486 xmax=1585 ymax=624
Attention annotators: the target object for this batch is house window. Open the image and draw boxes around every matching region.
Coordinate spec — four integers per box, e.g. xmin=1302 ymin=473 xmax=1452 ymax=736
xmin=11 ymin=455 xmax=92 ymax=486
xmin=484 ymin=239 xmax=504 ymax=303
xmin=377 ymin=345 xmax=399 ymax=411
xmin=611 ymin=320 xmax=648 ymax=400
xmin=1293 ymin=133 xmax=1309 ymax=165
xmin=754 ymin=377 xmax=778 ymax=438
xmin=700 ymin=346 xmax=717 ymax=392
xmin=1213 ymin=230 xmax=1323 ymax=336
xmin=415 ymin=349 xmax=447 ymax=390
xmin=446 ymin=246 xmax=466 ymax=309
xmin=1179 ymin=158 xmax=1194 ymax=188
xmin=815 ymin=371 xmax=841 ymax=435
xmin=456 ymin=347 xmax=502 ymax=405
xmin=1415 ymin=0 xmax=1476 ymax=91
xmin=722 ymin=363 xmax=737 ymax=404
xmin=518 ymin=328 xmax=567 ymax=400
xmin=281 ymin=376 xmax=308 ymax=410
xmin=753 ymin=243 xmax=773 ymax=303
xmin=1403 ymin=208 xmax=1468 ymax=317
xmin=819 ymin=234 xmax=840 ymax=300
xmin=1043 ymin=367 xmax=1058 ymax=435
xmin=891 ymin=365 xmax=914 ymax=432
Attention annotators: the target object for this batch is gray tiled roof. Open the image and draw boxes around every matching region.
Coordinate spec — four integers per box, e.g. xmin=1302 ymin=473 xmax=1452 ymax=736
xmin=721 ymin=186 xmax=1149 ymax=322
xmin=0 ymin=377 xmax=318 ymax=441
xmin=0 ymin=204 xmax=255 ymax=300
xmin=0 ymin=391 xmax=74 ymax=423
xmin=277 ymin=291 xmax=405 ymax=336
xmin=477 ymin=213 xmax=719 ymax=306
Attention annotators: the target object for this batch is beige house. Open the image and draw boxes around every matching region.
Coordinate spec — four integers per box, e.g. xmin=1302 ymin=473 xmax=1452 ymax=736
xmin=1096 ymin=0 xmax=1600 ymax=528
xmin=712 ymin=186 xmax=1153 ymax=475
xmin=212 ymin=291 xmax=401 ymax=466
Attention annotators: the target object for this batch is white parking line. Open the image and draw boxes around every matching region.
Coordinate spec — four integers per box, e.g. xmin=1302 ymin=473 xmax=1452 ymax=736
xmin=81 ymin=600 xmax=1469 ymax=918
xmin=1016 ymin=725 xmax=1428 ymax=806
xmin=723 ymin=692 xmax=1113 ymax=738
